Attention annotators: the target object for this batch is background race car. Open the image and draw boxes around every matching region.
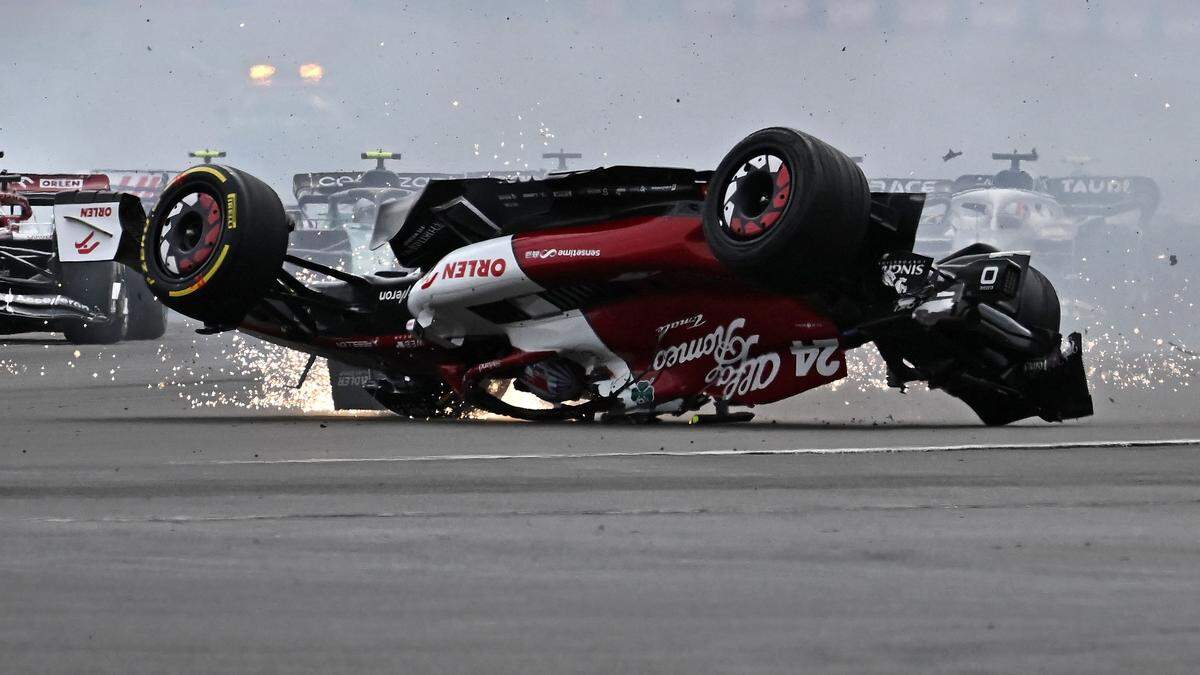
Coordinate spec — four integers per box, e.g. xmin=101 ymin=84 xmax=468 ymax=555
xmin=0 ymin=169 xmax=166 ymax=343
xmin=870 ymin=149 xmax=1159 ymax=316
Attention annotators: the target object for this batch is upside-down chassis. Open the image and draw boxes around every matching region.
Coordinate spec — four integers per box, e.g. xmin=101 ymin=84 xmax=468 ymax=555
xmin=214 ymin=212 xmax=1089 ymax=425
xmin=229 ymin=252 xmax=656 ymax=420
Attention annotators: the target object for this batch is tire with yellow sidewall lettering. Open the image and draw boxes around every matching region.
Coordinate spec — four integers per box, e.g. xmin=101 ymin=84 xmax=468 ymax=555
xmin=141 ymin=165 xmax=288 ymax=326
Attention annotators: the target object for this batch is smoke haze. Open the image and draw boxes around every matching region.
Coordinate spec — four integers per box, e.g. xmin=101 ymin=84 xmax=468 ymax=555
xmin=2 ymin=0 xmax=1197 ymax=214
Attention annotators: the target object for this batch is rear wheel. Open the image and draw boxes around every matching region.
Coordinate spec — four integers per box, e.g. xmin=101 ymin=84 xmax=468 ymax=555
xmin=61 ymin=262 xmax=127 ymax=344
xmin=702 ymin=127 xmax=870 ymax=292
xmin=125 ymin=273 xmax=168 ymax=340
xmin=142 ymin=165 xmax=289 ymax=326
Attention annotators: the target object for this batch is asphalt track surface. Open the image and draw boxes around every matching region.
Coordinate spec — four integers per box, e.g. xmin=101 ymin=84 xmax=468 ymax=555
xmin=3 ymin=323 xmax=1200 ymax=673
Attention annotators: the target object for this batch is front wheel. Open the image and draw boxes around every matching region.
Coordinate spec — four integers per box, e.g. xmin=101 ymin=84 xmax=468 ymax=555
xmin=702 ymin=127 xmax=870 ymax=293
xmin=142 ymin=165 xmax=289 ymax=327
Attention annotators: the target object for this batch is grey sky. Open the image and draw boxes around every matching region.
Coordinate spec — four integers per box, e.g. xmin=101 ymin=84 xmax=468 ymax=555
xmin=2 ymin=0 xmax=1197 ymax=214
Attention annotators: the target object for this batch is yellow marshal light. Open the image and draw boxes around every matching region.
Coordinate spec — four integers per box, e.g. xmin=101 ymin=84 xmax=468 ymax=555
xmin=248 ymin=63 xmax=276 ymax=84
xmin=299 ymin=63 xmax=324 ymax=82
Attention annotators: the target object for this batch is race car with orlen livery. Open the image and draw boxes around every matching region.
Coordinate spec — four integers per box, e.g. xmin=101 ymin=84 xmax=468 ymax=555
xmin=0 ymin=170 xmax=166 ymax=343
xmin=57 ymin=127 xmax=1092 ymax=425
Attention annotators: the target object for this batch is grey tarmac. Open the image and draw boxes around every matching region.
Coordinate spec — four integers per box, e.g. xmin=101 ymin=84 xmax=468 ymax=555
xmin=2 ymin=324 xmax=1199 ymax=674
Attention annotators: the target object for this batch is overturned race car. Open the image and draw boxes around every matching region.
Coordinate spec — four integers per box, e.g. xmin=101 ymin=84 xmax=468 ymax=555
xmin=67 ymin=128 xmax=1092 ymax=425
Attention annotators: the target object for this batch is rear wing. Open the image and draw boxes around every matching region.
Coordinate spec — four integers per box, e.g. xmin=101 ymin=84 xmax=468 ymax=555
xmin=292 ymin=171 xmax=459 ymax=201
xmin=2 ymin=173 xmax=110 ymax=204
xmin=1037 ymin=175 xmax=1160 ymax=223
xmin=292 ymin=169 xmax=546 ymax=201
xmin=870 ymin=173 xmax=1161 ymax=224
xmin=867 ymin=178 xmax=954 ymax=195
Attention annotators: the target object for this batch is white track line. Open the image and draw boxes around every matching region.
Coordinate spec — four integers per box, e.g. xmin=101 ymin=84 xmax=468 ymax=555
xmin=194 ymin=438 xmax=1200 ymax=466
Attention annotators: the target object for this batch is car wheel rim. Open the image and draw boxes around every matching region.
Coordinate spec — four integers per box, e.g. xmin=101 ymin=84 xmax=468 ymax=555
xmin=157 ymin=189 xmax=223 ymax=279
xmin=720 ymin=153 xmax=791 ymax=240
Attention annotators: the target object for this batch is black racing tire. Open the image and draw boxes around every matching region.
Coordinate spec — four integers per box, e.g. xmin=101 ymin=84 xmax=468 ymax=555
xmin=142 ymin=165 xmax=289 ymax=326
xmin=702 ymin=127 xmax=870 ymax=292
xmin=1015 ymin=264 xmax=1061 ymax=339
xmin=124 ymin=273 xmax=168 ymax=340
xmin=61 ymin=262 xmax=127 ymax=344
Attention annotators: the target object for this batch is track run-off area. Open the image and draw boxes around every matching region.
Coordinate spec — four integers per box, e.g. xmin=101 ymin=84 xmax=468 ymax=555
xmin=3 ymin=323 xmax=1200 ymax=673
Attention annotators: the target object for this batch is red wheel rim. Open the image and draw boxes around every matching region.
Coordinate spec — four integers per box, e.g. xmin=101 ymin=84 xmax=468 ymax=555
xmin=720 ymin=153 xmax=792 ymax=240
xmin=157 ymin=188 xmax=224 ymax=279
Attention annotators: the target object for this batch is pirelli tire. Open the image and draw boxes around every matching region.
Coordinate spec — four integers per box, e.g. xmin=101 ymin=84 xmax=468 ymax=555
xmin=702 ymin=127 xmax=870 ymax=293
xmin=142 ymin=165 xmax=289 ymax=327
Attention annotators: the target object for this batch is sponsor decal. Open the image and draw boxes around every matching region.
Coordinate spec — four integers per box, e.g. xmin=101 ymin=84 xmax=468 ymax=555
xmin=868 ymin=178 xmax=947 ymax=194
xmin=336 ymin=372 xmax=372 ymax=387
xmin=655 ymin=313 xmax=706 ymax=337
xmin=226 ymin=193 xmax=237 ymax=230
xmin=476 ymin=358 xmax=505 ymax=373
xmin=630 ymin=380 xmax=655 ymax=407
xmin=979 ymin=264 xmax=1000 ymax=291
xmin=419 ymin=272 xmax=438 ymax=290
xmin=652 ymin=317 xmax=780 ymax=399
xmin=74 ymin=231 xmax=100 ymax=255
xmin=523 ymin=248 xmax=601 ymax=260
xmin=700 ymin=321 xmax=780 ymax=399
xmin=880 ymin=254 xmax=931 ymax=294
xmin=78 ymin=206 xmax=112 ymax=218
xmin=317 ymin=174 xmax=362 ymax=188
xmin=378 ymin=287 xmax=410 ymax=302
xmin=791 ymin=340 xmax=841 ymax=377
xmin=1055 ymin=177 xmax=1132 ymax=195
xmin=439 ymin=258 xmax=507 ymax=281
xmin=38 ymin=178 xmax=83 ymax=190
xmin=392 ymin=335 xmax=425 ymax=350
xmin=652 ymin=318 xmax=843 ymax=400
xmin=335 ymin=339 xmax=378 ymax=348
xmin=653 ymin=318 xmax=753 ymax=371
xmin=402 ymin=220 xmax=445 ymax=249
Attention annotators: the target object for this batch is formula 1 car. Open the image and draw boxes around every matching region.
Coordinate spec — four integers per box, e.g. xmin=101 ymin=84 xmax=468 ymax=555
xmin=62 ymin=128 xmax=1092 ymax=425
xmin=871 ymin=151 xmax=1159 ymax=286
xmin=0 ymin=170 xmax=167 ymax=343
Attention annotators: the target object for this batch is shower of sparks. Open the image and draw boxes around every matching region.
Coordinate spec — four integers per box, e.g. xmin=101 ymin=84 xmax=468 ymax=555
xmin=153 ymin=334 xmax=335 ymax=413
